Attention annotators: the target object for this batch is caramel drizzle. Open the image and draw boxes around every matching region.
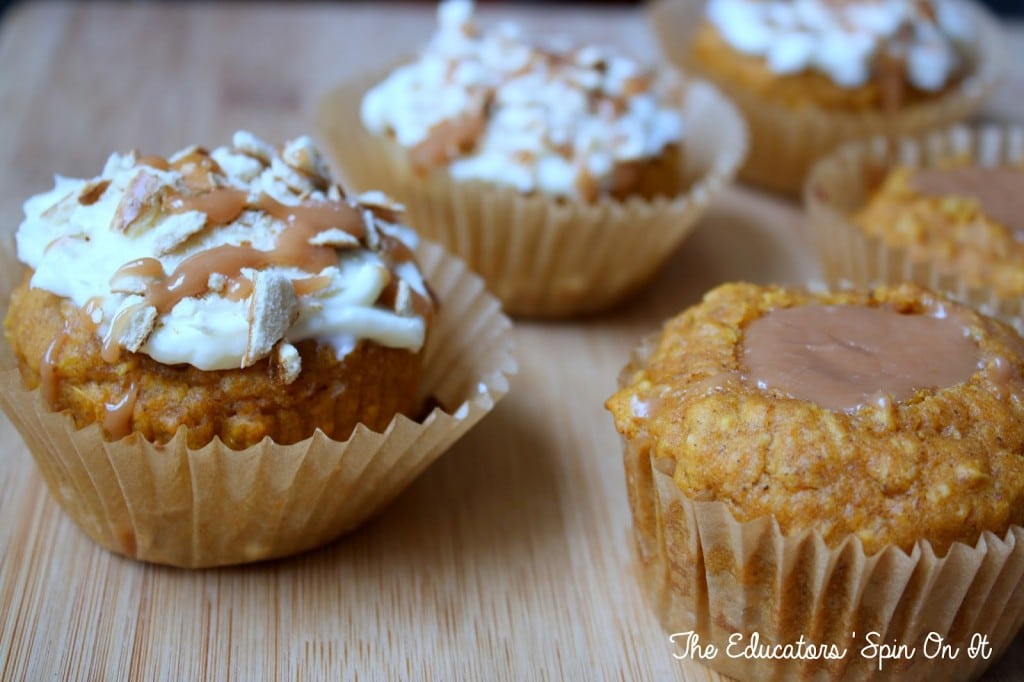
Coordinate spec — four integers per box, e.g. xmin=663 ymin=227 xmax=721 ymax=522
xmin=135 ymin=155 xmax=170 ymax=171
xmin=40 ymin=323 xmax=70 ymax=409
xmin=115 ymin=257 xmax=164 ymax=279
xmin=102 ymin=301 xmax=149 ymax=363
xmin=120 ymin=149 xmax=425 ymax=328
xmin=103 ymin=383 xmax=140 ymax=441
xmin=137 ymin=149 xmax=223 ymax=192
xmin=291 ymin=275 xmax=333 ymax=296
xmin=166 ymin=187 xmax=248 ymax=226
xmin=110 ymin=188 xmax=366 ymax=315
xmin=411 ymin=91 xmax=491 ymax=170
xmin=225 ymin=277 xmax=254 ymax=301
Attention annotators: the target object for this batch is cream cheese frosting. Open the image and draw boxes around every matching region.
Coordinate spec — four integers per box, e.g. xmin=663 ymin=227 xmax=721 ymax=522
xmin=15 ymin=131 xmax=430 ymax=379
xmin=706 ymin=0 xmax=973 ymax=91
xmin=360 ymin=0 xmax=685 ymax=199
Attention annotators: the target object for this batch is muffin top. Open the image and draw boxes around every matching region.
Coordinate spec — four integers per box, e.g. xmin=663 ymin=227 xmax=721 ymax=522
xmin=854 ymin=162 xmax=1024 ymax=297
xmin=607 ymin=282 xmax=1024 ymax=554
xmin=15 ymin=131 xmax=432 ymax=381
xmin=360 ymin=0 xmax=684 ymax=200
xmin=700 ymin=0 xmax=973 ymax=107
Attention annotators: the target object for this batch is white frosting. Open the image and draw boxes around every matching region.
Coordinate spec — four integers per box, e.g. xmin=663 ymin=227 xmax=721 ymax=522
xmin=706 ymin=0 xmax=972 ymax=91
xmin=360 ymin=0 xmax=684 ymax=199
xmin=16 ymin=132 xmax=429 ymax=376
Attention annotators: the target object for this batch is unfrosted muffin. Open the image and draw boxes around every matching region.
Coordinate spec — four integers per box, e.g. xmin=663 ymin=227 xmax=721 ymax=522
xmin=606 ymin=282 xmax=1024 ymax=680
xmin=853 ymin=162 xmax=1024 ymax=298
xmin=6 ymin=131 xmax=433 ymax=449
xmin=805 ymin=124 xmax=1024 ymax=330
xmin=0 ymin=131 xmax=515 ymax=568
xmin=318 ymin=0 xmax=746 ymax=316
xmin=651 ymin=0 xmax=1001 ymax=193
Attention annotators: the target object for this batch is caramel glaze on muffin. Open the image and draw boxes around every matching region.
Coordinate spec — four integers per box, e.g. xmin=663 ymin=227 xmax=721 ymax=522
xmin=607 ymin=282 xmax=1024 ymax=555
xmin=5 ymin=131 xmax=434 ymax=451
xmin=854 ymin=163 xmax=1024 ymax=298
xmin=6 ymin=276 xmax=422 ymax=450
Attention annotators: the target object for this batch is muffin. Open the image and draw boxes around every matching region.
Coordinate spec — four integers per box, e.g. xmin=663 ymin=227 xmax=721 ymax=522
xmin=806 ymin=123 xmax=1024 ymax=331
xmin=317 ymin=0 xmax=746 ymax=317
xmin=651 ymin=0 xmax=1002 ymax=194
xmin=606 ymin=282 xmax=1024 ymax=680
xmin=0 ymin=131 xmax=515 ymax=567
xmin=7 ymin=132 xmax=433 ymax=449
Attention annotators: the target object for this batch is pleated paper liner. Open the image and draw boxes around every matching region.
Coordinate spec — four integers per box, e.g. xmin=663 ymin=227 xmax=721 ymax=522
xmin=804 ymin=124 xmax=1024 ymax=335
xmin=648 ymin=0 xmax=1004 ymax=195
xmin=0 ymin=240 xmax=516 ymax=568
xmin=617 ymin=336 xmax=1024 ymax=681
xmin=315 ymin=70 xmax=747 ymax=318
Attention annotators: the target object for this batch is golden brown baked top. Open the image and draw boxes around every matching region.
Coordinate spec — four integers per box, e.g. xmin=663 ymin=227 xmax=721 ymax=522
xmin=854 ymin=164 xmax=1024 ymax=297
xmin=606 ymin=282 xmax=1024 ymax=554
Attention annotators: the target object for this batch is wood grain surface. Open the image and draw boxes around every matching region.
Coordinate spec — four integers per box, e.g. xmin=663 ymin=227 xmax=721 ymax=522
xmin=1 ymin=2 xmax=1023 ymax=680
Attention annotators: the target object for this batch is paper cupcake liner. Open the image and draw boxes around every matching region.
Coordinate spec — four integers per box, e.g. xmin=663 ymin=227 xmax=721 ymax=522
xmin=0 ymin=240 xmax=516 ymax=568
xmin=804 ymin=123 xmax=1024 ymax=335
xmin=619 ymin=337 xmax=1024 ymax=681
xmin=314 ymin=70 xmax=747 ymax=318
xmin=649 ymin=0 xmax=1004 ymax=195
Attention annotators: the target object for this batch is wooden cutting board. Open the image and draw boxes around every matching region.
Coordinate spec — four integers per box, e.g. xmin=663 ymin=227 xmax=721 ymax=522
xmin=2 ymin=2 xmax=1023 ymax=679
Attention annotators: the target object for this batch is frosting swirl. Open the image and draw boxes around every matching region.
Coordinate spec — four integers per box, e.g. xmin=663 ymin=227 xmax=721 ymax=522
xmin=15 ymin=131 xmax=430 ymax=380
xmin=706 ymin=0 xmax=973 ymax=91
xmin=360 ymin=0 xmax=684 ymax=200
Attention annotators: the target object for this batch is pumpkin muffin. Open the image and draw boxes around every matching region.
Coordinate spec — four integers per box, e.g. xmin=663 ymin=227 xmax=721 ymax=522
xmin=606 ymin=281 xmax=1024 ymax=680
xmin=692 ymin=0 xmax=974 ymax=112
xmin=0 ymin=131 xmax=515 ymax=568
xmin=359 ymin=0 xmax=688 ymax=202
xmin=5 ymin=131 xmax=433 ymax=449
xmin=852 ymin=162 xmax=1024 ymax=299
xmin=651 ymin=0 xmax=1001 ymax=193
xmin=805 ymin=124 xmax=1024 ymax=330
xmin=318 ymin=0 xmax=746 ymax=316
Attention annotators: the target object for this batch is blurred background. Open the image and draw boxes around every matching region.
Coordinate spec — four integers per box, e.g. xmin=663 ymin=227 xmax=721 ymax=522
xmin=0 ymin=0 xmax=1020 ymax=21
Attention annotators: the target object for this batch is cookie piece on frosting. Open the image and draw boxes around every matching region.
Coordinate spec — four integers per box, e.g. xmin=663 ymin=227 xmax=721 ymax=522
xmin=360 ymin=0 xmax=685 ymax=200
xmin=6 ymin=131 xmax=434 ymax=448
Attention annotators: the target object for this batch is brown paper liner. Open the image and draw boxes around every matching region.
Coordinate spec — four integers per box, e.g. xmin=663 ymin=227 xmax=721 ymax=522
xmin=0 ymin=240 xmax=516 ymax=568
xmin=314 ymin=70 xmax=747 ymax=318
xmin=804 ymin=123 xmax=1024 ymax=335
xmin=619 ymin=337 xmax=1024 ymax=681
xmin=649 ymin=0 xmax=1004 ymax=195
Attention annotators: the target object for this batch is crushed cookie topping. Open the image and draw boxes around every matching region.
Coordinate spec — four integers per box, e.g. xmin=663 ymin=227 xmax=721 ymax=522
xmin=706 ymin=0 xmax=973 ymax=92
xmin=16 ymin=131 xmax=431 ymax=381
xmin=360 ymin=0 xmax=684 ymax=199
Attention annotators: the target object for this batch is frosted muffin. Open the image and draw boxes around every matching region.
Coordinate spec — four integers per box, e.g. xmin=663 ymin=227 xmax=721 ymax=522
xmin=318 ymin=0 xmax=746 ymax=316
xmin=0 ymin=131 xmax=515 ymax=567
xmin=695 ymin=0 xmax=973 ymax=111
xmin=360 ymin=0 xmax=686 ymax=202
xmin=6 ymin=131 xmax=433 ymax=449
xmin=606 ymin=282 xmax=1024 ymax=680
xmin=651 ymin=0 xmax=1001 ymax=193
